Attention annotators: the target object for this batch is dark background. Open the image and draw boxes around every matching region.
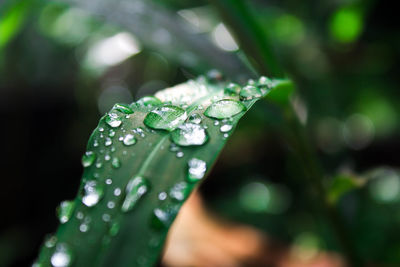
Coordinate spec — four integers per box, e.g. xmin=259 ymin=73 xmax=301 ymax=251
xmin=1 ymin=0 xmax=399 ymax=266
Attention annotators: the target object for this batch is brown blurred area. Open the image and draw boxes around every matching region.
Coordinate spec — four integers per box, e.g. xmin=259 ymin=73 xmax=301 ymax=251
xmin=162 ymin=192 xmax=346 ymax=267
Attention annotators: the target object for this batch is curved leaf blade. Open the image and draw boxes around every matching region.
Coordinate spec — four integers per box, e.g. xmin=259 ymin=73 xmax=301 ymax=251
xmin=36 ymin=76 xmax=276 ymax=267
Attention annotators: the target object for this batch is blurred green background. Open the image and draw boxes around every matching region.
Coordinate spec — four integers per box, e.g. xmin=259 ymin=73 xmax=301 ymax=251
xmin=0 ymin=0 xmax=399 ymax=266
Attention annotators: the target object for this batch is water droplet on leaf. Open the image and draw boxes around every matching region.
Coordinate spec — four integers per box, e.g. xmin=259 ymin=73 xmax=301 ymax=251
xmin=79 ymin=223 xmax=89 ymax=232
xmin=105 ymin=112 xmax=122 ymax=128
xmin=258 ymin=76 xmax=272 ymax=89
xmin=204 ymin=99 xmax=246 ymax=119
xmin=109 ymin=222 xmax=120 ymax=236
xmin=45 ymin=235 xmax=57 ymax=248
xmin=158 ymin=192 xmax=167 ymax=201
xmin=220 ymin=124 xmax=233 ymax=132
xmin=224 ymin=83 xmax=241 ymax=96
xmin=57 ymin=201 xmax=75 ymax=224
xmin=50 ymin=243 xmax=72 ymax=267
xmin=187 ymin=158 xmax=207 ymax=182
xmin=206 ymin=69 xmax=224 ymax=83
xmin=81 ymin=151 xmax=96 ymax=168
xmin=144 ymin=105 xmax=187 ymax=131
xmin=188 ymin=113 xmax=202 ymax=124
xmin=239 ymin=85 xmax=262 ymax=100
xmin=135 ymin=96 xmax=162 ymax=108
xmin=171 ymin=123 xmax=208 ymax=146
xmin=169 ymin=182 xmax=190 ymax=202
xmin=151 ymin=204 xmax=179 ymax=230
xmin=104 ymin=137 xmax=112 ymax=146
xmin=123 ymin=134 xmax=136 ymax=146
xmin=113 ymin=103 xmax=133 ymax=114
xmin=82 ymin=180 xmax=104 ymax=207
xmin=121 ymin=176 xmax=149 ymax=212
xmin=111 ymin=157 xmax=121 ymax=169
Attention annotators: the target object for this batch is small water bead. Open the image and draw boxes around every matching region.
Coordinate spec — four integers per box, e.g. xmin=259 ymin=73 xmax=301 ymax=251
xmin=121 ymin=176 xmax=150 ymax=212
xmin=135 ymin=96 xmax=162 ymax=108
xmin=105 ymin=112 xmax=122 ymax=128
xmin=102 ymin=213 xmax=111 ymax=222
xmin=143 ymin=105 xmax=187 ymax=131
xmin=123 ymin=134 xmax=136 ymax=146
xmin=224 ymin=83 xmax=241 ymax=96
xmin=81 ymin=151 xmax=96 ymax=168
xmin=220 ymin=124 xmax=233 ymax=132
xmin=187 ymin=158 xmax=207 ymax=182
xmin=214 ymin=120 xmax=220 ymax=126
xmin=171 ymin=123 xmax=208 ymax=146
xmin=79 ymin=223 xmax=89 ymax=232
xmin=176 ymin=151 xmax=184 ymax=158
xmin=111 ymin=147 xmax=116 ymax=152
xmin=114 ymin=188 xmax=121 ymax=196
xmin=45 ymin=235 xmax=57 ymax=248
xmin=258 ymin=76 xmax=272 ymax=88
xmin=133 ymin=127 xmax=145 ymax=137
xmin=158 ymin=192 xmax=167 ymax=201
xmin=111 ymin=157 xmax=121 ymax=169
xmin=105 ymin=178 xmax=112 ymax=185
xmin=223 ymin=133 xmax=229 ymax=138
xmin=104 ymin=154 xmax=111 ymax=161
xmin=95 ymin=162 xmax=102 ymax=168
xmin=247 ymin=79 xmax=256 ymax=85
xmin=151 ymin=204 xmax=179 ymax=230
xmin=93 ymin=140 xmax=99 ymax=147
xmin=82 ymin=180 xmax=104 ymax=207
xmin=76 ymin=212 xmax=84 ymax=220
xmin=109 ymin=222 xmax=120 ymax=237
xmin=169 ymin=143 xmax=180 ymax=152
xmin=99 ymin=127 xmax=104 ymax=132
xmin=169 ymin=182 xmax=190 ymax=202
xmin=50 ymin=243 xmax=72 ymax=267
xmin=118 ymin=136 xmax=123 ymax=141
xmin=57 ymin=201 xmax=75 ymax=224
xmin=112 ymin=103 xmax=134 ymax=114
xmin=105 ymin=137 xmax=112 ymax=146
xmin=239 ymin=85 xmax=262 ymax=100
xmin=109 ymin=130 xmax=115 ymax=137
xmin=188 ymin=113 xmax=202 ymax=124
xmin=204 ymin=99 xmax=246 ymax=119
xmin=107 ymin=201 xmax=115 ymax=209
xmin=206 ymin=69 xmax=224 ymax=83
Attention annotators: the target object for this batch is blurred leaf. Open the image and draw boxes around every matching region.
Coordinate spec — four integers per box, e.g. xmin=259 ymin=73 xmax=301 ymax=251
xmin=327 ymin=174 xmax=365 ymax=204
xmin=58 ymin=0 xmax=251 ymax=78
xmin=265 ymin=79 xmax=294 ymax=106
xmin=0 ymin=0 xmax=31 ymax=49
xmin=329 ymin=6 xmax=364 ymax=43
xmin=209 ymin=0 xmax=284 ymax=77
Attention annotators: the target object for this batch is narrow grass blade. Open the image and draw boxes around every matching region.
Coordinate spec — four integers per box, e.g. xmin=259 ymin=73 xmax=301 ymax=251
xmin=36 ymin=75 xmax=278 ymax=267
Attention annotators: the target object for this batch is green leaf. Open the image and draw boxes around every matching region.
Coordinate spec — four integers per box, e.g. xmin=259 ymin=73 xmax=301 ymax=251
xmin=58 ymin=0 xmax=251 ymax=78
xmin=327 ymin=174 xmax=365 ymax=204
xmin=265 ymin=79 xmax=295 ymax=106
xmin=0 ymin=1 xmax=31 ymax=49
xmin=36 ymin=75 xmax=278 ymax=267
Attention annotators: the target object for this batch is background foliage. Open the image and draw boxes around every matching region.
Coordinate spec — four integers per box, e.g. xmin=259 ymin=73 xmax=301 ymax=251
xmin=0 ymin=0 xmax=399 ymax=266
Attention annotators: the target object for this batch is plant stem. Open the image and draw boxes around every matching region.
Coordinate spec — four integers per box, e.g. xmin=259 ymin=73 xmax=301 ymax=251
xmin=209 ymin=0 xmax=284 ymax=78
xmin=286 ymin=109 xmax=362 ymax=266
